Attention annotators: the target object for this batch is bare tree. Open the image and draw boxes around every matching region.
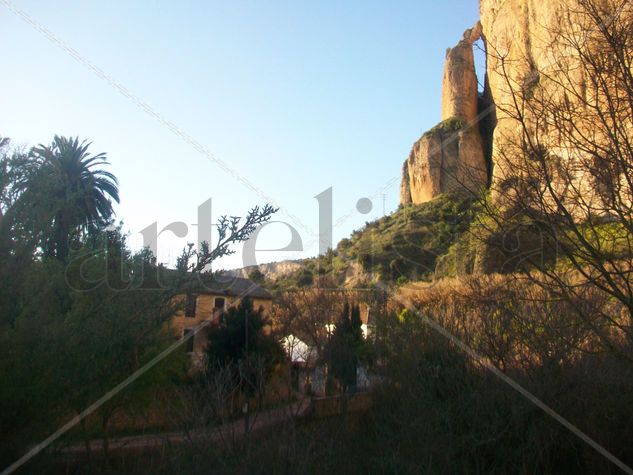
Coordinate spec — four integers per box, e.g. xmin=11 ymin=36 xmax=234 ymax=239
xmin=478 ymin=0 xmax=633 ymax=356
xmin=271 ymin=286 xmax=341 ymax=362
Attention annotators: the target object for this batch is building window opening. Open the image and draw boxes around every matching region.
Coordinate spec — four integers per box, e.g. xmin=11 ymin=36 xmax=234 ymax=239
xmin=185 ymin=294 xmax=197 ymax=318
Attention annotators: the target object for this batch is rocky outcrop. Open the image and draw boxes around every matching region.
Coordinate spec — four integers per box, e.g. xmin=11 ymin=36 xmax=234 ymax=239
xmin=399 ymin=160 xmax=412 ymax=205
xmin=230 ymin=260 xmax=303 ymax=280
xmin=400 ymin=25 xmax=488 ymax=205
xmin=401 ymin=119 xmax=487 ymax=204
xmin=479 ymin=0 xmax=631 ymax=193
xmin=400 ymin=0 xmax=631 ymax=207
xmin=479 ymin=0 xmax=571 ymax=189
xmin=441 ymin=22 xmax=482 ymax=124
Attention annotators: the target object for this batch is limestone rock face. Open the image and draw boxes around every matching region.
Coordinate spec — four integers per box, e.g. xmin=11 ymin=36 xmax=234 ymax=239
xmin=399 ymin=160 xmax=412 ymax=205
xmin=478 ymin=0 xmax=624 ymax=192
xmin=399 ymin=0 xmax=629 ymax=206
xmin=401 ymin=122 xmax=487 ymax=204
xmin=400 ymin=24 xmax=488 ymax=205
xmin=479 ymin=0 xmax=568 ymax=188
xmin=441 ymin=22 xmax=482 ymax=123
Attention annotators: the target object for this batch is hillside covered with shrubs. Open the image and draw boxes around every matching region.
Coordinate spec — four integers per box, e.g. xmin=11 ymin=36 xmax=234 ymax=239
xmin=265 ymin=193 xmax=477 ymax=290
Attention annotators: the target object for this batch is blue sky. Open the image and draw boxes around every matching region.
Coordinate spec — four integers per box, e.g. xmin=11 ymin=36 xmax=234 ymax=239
xmin=1 ymin=0 xmax=481 ymax=269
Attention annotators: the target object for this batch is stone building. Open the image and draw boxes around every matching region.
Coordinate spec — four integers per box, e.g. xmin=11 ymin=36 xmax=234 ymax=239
xmin=170 ymin=276 xmax=273 ymax=366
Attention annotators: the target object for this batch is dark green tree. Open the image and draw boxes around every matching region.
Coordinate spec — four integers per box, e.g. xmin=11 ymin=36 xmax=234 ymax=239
xmin=0 ymin=135 xmax=278 ymax=468
xmin=0 ymin=138 xmax=36 ymax=327
xmin=0 ymin=226 xmax=185 ymax=465
xmin=206 ymin=297 xmax=283 ymax=397
xmin=327 ymin=303 xmax=364 ymax=393
xmin=30 ymin=136 xmax=120 ymax=260
xmin=350 ymin=304 xmax=363 ymax=343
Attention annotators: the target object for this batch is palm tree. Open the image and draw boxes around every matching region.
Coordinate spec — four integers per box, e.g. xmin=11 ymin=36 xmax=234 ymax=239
xmin=31 ymin=136 xmax=120 ymax=260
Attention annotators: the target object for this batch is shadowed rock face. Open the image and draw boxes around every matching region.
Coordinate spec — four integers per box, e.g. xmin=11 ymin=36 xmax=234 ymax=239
xmin=400 ymin=23 xmax=488 ymax=205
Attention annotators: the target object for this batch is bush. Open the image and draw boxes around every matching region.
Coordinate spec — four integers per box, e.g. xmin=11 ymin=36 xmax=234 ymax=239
xmin=338 ymin=194 xmax=476 ymax=282
xmin=382 ymin=275 xmax=633 ymax=472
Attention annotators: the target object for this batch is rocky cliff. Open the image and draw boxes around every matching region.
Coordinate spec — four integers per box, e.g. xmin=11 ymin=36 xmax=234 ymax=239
xmin=400 ymin=0 xmax=629 ymax=206
xmin=400 ymin=22 xmax=489 ymax=205
xmin=229 ymin=260 xmax=304 ymax=281
xmin=479 ymin=0 xmax=576 ymax=190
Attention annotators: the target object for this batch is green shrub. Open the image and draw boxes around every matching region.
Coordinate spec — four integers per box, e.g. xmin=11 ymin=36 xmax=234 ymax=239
xmin=338 ymin=193 xmax=476 ymax=281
